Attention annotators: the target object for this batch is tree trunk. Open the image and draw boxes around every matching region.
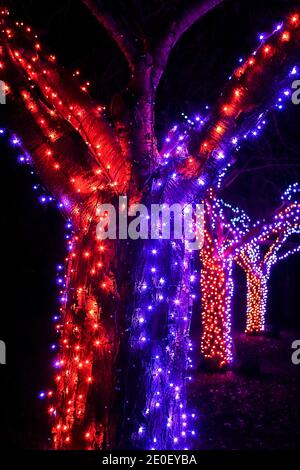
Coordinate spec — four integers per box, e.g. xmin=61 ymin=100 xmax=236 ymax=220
xmin=111 ymin=58 xmax=159 ymax=192
xmin=122 ymin=235 xmax=195 ymax=449
xmin=200 ymin=246 xmax=234 ymax=369
xmin=245 ymin=269 xmax=267 ymax=333
xmin=51 ymin=215 xmax=129 ymax=450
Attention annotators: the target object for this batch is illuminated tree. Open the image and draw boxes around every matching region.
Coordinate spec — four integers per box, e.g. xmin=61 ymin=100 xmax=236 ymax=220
xmin=200 ymin=190 xmax=250 ymax=369
xmin=236 ymin=183 xmax=300 ymax=333
xmin=1 ymin=2 xmax=300 ymax=450
xmin=200 ymin=185 xmax=300 ymax=369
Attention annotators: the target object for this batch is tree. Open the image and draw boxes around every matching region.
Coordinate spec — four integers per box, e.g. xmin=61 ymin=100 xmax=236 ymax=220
xmin=200 ymin=190 xmax=250 ymax=368
xmin=199 ymin=186 xmax=300 ymax=369
xmin=236 ymin=183 xmax=300 ymax=333
xmin=1 ymin=1 xmax=300 ymax=450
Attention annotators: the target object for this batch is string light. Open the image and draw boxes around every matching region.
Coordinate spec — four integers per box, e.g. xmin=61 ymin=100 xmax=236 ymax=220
xmin=1 ymin=5 xmax=300 ymax=451
xmin=236 ymin=184 xmax=300 ymax=333
xmin=200 ymin=191 xmax=250 ymax=368
xmin=200 ymin=187 xmax=300 ymax=365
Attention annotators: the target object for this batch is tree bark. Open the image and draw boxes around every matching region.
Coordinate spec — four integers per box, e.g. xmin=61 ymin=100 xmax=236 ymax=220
xmin=200 ymin=247 xmax=234 ymax=369
xmin=123 ymin=238 xmax=194 ymax=449
xmin=51 ymin=214 xmax=130 ymax=449
xmin=245 ymin=268 xmax=268 ymax=334
xmin=111 ymin=58 xmax=159 ymax=194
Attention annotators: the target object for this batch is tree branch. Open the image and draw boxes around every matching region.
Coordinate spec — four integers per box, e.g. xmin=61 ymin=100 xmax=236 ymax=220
xmin=232 ymin=200 xmax=300 ymax=260
xmin=152 ymin=0 xmax=224 ymax=89
xmin=82 ymin=0 xmax=144 ymax=70
xmin=4 ymin=96 xmax=85 ymax=225
xmin=161 ymin=9 xmax=300 ymax=203
xmin=0 ymin=19 xmax=131 ymax=193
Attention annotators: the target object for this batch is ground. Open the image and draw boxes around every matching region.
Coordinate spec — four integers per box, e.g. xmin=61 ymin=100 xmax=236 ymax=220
xmin=191 ymin=330 xmax=300 ymax=449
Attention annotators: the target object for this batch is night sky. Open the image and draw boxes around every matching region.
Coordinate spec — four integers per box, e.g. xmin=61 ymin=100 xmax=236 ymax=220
xmin=0 ymin=0 xmax=300 ymax=450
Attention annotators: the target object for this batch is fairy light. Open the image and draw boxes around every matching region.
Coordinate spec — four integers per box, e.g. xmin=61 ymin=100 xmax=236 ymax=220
xmin=236 ymin=184 xmax=300 ymax=333
xmin=0 ymin=13 xmax=130 ymax=194
xmin=200 ymin=187 xmax=300 ymax=365
xmin=1 ymin=5 xmax=300 ymax=451
xmin=200 ymin=191 xmax=250 ymax=367
xmin=159 ymin=9 xmax=300 ymax=201
xmin=130 ymin=233 xmax=197 ymax=449
xmin=0 ymin=127 xmax=116 ymax=449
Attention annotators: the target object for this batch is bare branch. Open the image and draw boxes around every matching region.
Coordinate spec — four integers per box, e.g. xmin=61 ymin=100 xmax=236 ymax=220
xmin=82 ymin=0 xmax=144 ymax=70
xmin=152 ymin=0 xmax=224 ymax=89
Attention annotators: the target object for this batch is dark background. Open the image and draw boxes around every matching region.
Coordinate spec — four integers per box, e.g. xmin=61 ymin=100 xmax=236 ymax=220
xmin=0 ymin=0 xmax=300 ymax=449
